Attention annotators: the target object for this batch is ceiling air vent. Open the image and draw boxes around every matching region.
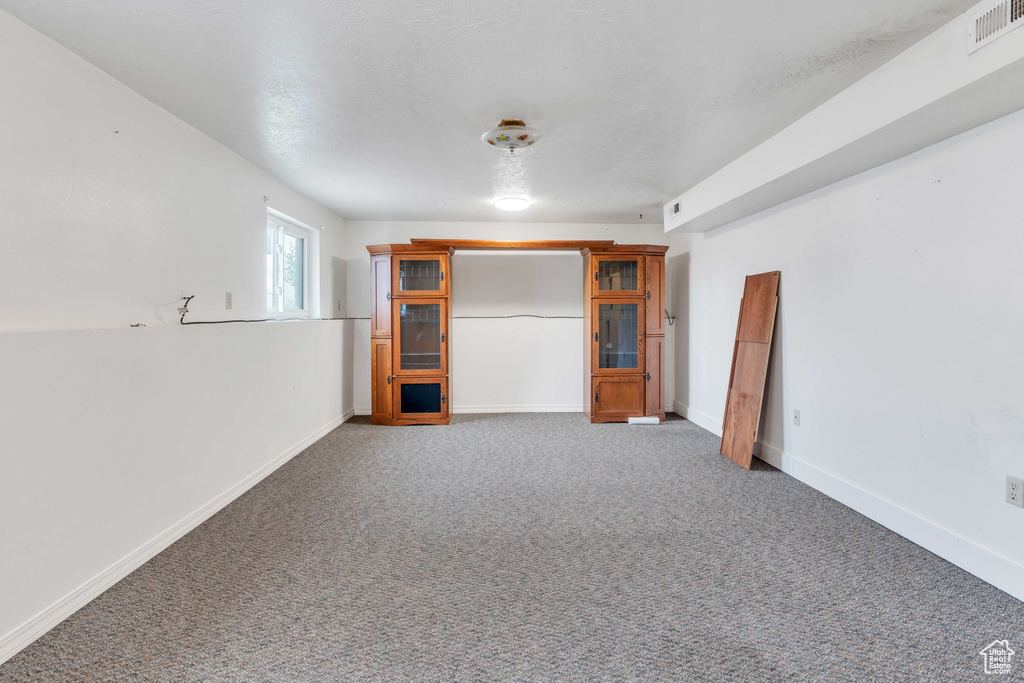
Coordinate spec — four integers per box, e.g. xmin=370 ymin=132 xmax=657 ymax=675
xmin=968 ymin=0 xmax=1023 ymax=53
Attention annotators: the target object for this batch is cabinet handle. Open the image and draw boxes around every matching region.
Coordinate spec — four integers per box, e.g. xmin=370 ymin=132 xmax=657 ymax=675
xmin=387 ymin=375 xmax=391 ymax=384
xmin=441 ymin=394 xmax=446 ymax=404
xmin=441 ymin=271 xmax=444 ymax=281
xmin=647 ymin=372 xmax=651 ymax=382
xmin=594 ymin=271 xmax=598 ymax=281
xmin=595 ymin=392 xmax=599 ymax=403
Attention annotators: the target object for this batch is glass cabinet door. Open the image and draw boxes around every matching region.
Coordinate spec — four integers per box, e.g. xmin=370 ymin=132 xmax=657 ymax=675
xmin=393 ymin=299 xmax=447 ymax=375
xmin=394 ymin=378 xmax=448 ymax=420
xmin=593 ymin=256 xmax=643 ymax=297
xmin=593 ymin=301 xmax=644 ymax=374
xmin=393 ymin=254 xmax=448 ymax=297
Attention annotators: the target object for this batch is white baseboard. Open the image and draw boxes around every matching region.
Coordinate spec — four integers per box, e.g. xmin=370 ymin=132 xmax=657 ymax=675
xmin=674 ymin=401 xmax=723 ymax=436
xmin=353 ymin=407 xmax=371 ymax=416
xmin=676 ymin=403 xmax=1024 ymax=604
xmin=341 ymin=407 xmax=355 ymax=422
xmin=785 ymin=452 xmax=1024 ymax=603
xmin=0 ymin=414 xmax=347 ymax=666
xmin=453 ymin=404 xmax=584 ymax=414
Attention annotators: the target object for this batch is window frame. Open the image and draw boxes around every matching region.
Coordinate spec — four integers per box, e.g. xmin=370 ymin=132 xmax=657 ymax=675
xmin=266 ymin=213 xmax=311 ymax=318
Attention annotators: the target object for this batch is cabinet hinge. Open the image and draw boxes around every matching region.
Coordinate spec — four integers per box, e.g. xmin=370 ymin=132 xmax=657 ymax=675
xmin=387 ymin=375 xmax=391 ymax=385
xmin=441 ymin=394 xmax=446 ymax=404
xmin=441 ymin=271 xmax=444 ymax=281
xmin=647 ymin=290 xmax=651 ymax=300
xmin=647 ymin=372 xmax=651 ymax=382
xmin=441 ymin=333 xmax=445 ymax=343
xmin=595 ymin=392 xmax=599 ymax=403
xmin=594 ymin=332 xmax=598 ymax=341
xmin=386 ymin=292 xmax=391 ymax=301
xmin=594 ymin=271 xmax=598 ymax=281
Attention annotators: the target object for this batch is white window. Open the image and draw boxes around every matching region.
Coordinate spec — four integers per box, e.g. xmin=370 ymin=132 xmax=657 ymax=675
xmin=266 ymin=213 xmax=310 ymax=316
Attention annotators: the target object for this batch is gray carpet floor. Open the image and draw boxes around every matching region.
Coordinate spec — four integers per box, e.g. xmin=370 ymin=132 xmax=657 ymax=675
xmin=1 ymin=413 xmax=1021 ymax=682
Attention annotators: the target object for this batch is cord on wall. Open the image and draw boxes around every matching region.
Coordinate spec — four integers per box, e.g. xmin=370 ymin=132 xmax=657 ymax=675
xmin=176 ymin=296 xmax=677 ymax=326
xmin=178 ymin=295 xmax=372 ymax=325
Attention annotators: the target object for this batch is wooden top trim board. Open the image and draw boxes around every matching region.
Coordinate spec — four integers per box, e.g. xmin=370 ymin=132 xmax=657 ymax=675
xmin=580 ymin=245 xmax=669 ymax=255
xmin=367 ymin=244 xmax=456 ymax=255
xmin=369 ymin=240 xmax=669 ymax=254
xmin=408 ymin=239 xmax=615 ymax=251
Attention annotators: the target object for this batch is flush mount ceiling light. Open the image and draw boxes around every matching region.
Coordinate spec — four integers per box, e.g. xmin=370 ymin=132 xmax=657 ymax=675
xmin=481 ymin=119 xmax=541 ymax=152
xmin=494 ymin=196 xmax=531 ymax=211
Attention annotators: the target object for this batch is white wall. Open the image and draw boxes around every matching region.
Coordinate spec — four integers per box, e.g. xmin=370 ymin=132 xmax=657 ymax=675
xmin=0 ymin=10 xmax=350 ymax=662
xmin=671 ymin=108 xmax=1024 ymax=601
xmin=344 ymin=222 xmax=674 ymax=413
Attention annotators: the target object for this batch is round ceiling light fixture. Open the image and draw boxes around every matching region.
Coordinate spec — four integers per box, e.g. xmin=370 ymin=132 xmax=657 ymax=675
xmin=481 ymin=119 xmax=541 ymax=152
xmin=494 ymin=196 xmax=531 ymax=211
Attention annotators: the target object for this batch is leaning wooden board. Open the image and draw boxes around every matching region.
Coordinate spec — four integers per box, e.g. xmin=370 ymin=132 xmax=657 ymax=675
xmin=721 ymin=271 xmax=780 ymax=469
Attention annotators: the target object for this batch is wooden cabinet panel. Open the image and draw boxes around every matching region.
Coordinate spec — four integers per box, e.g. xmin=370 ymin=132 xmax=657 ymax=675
xmin=737 ymin=271 xmax=780 ymax=343
xmin=591 ymin=299 xmax=645 ymax=375
xmin=645 ymin=336 xmax=665 ymax=418
xmin=721 ymin=271 xmax=780 ymax=469
xmin=392 ymin=298 xmax=448 ymax=376
xmin=645 ymin=255 xmax=665 ymax=336
xmin=393 ymin=377 xmax=449 ymax=423
xmin=591 ymin=255 xmax=645 ymax=298
xmin=392 ymin=254 xmax=449 ymax=298
xmin=592 ymin=376 xmax=645 ymax=421
xmin=370 ymin=254 xmax=391 ymax=337
xmin=370 ymin=338 xmax=393 ymax=422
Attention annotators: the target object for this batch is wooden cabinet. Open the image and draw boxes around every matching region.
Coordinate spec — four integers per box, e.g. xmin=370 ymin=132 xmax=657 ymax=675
xmin=591 ymin=376 xmax=645 ymax=422
xmin=367 ymin=245 xmax=453 ymax=425
xmin=393 ymin=377 xmax=449 ymax=423
xmin=370 ymin=338 xmax=393 ymax=421
xmin=583 ymin=246 xmax=668 ymax=423
xmin=590 ymin=255 xmax=645 ymax=298
xmin=393 ymin=254 xmax=449 ymax=298
xmin=645 ymin=335 xmax=665 ymax=419
xmin=368 ymin=241 xmax=665 ymax=426
xmin=590 ymin=299 xmax=645 ymax=375
xmin=370 ymin=254 xmax=391 ymax=337
xmin=392 ymin=298 xmax=448 ymax=376
xmin=645 ymin=255 xmax=665 ymax=336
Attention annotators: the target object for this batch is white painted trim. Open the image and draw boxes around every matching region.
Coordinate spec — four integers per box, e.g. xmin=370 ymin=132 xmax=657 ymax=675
xmin=267 ymin=206 xmax=320 ymax=232
xmin=778 ymin=453 xmax=1024 ymax=603
xmin=453 ymin=404 xmax=585 ymax=414
xmin=341 ymin=407 xmax=355 ymax=422
xmin=674 ymin=401 xmax=723 ymax=436
xmin=0 ymin=413 xmax=347 ymax=666
xmin=676 ymin=408 xmax=1024 ymax=603
xmin=756 ymin=442 xmax=785 ymax=470
xmin=354 ymin=407 xmax=371 ymax=416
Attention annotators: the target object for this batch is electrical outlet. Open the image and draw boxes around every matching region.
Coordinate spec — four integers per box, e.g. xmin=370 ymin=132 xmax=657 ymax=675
xmin=225 ymin=292 xmax=233 ymax=310
xmin=1007 ymin=475 xmax=1023 ymax=507
xmin=793 ymin=409 xmax=800 ymax=426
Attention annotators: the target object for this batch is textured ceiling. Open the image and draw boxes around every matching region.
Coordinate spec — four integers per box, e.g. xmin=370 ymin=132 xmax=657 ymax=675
xmin=1 ymin=0 xmax=975 ymax=223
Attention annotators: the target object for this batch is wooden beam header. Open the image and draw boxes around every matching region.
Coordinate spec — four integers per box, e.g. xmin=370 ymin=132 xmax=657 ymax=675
xmin=408 ymin=239 xmax=615 ymax=251
xmin=367 ymin=240 xmax=668 ymax=254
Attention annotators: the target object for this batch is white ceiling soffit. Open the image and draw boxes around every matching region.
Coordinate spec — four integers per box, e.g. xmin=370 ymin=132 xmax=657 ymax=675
xmin=0 ymin=0 xmax=976 ymax=224
xmin=663 ymin=0 xmax=1024 ymax=233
